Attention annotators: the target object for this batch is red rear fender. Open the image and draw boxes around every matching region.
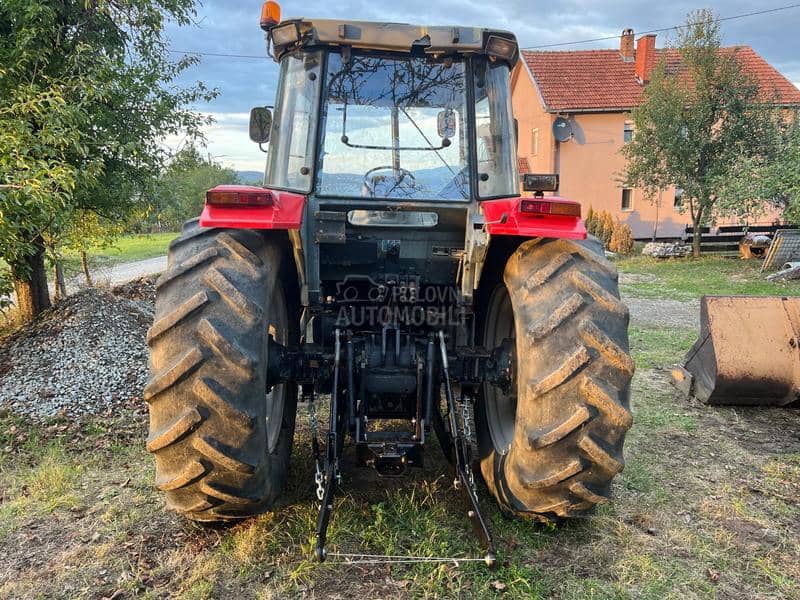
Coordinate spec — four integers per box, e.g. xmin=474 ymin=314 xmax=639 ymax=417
xmin=199 ymin=185 xmax=306 ymax=229
xmin=481 ymin=196 xmax=587 ymax=240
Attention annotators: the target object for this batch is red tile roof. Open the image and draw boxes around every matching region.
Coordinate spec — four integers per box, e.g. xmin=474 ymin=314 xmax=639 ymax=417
xmin=522 ymin=46 xmax=800 ymax=112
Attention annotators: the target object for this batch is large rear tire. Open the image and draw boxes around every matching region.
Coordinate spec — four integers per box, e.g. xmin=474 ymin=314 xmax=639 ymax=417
xmin=145 ymin=221 xmax=297 ymax=521
xmin=476 ymin=238 xmax=634 ymax=519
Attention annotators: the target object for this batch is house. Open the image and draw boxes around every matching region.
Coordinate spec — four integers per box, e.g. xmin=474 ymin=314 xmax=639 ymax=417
xmin=511 ymin=30 xmax=800 ymax=239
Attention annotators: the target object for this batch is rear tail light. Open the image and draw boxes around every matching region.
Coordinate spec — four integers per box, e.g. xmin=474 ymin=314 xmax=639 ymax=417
xmin=519 ymin=199 xmax=580 ymax=217
xmin=206 ymin=189 xmax=274 ymax=206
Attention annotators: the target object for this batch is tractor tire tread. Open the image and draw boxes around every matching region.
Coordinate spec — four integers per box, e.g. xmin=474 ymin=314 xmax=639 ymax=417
xmin=478 ymin=237 xmax=633 ymax=520
xmin=146 ymin=221 xmax=295 ymax=521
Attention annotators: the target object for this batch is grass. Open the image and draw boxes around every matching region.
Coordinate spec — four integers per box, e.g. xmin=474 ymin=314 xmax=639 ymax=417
xmin=629 ymin=326 xmax=697 ymax=370
xmin=615 ymin=255 xmax=800 ymax=300
xmin=1 ymin=263 xmax=799 ymax=598
xmin=0 ymin=443 xmax=84 ymax=538
xmin=77 ymin=232 xmax=176 ymax=264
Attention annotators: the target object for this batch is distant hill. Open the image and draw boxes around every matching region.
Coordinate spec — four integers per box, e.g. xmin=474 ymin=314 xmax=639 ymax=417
xmin=236 ymin=170 xmax=263 ymax=184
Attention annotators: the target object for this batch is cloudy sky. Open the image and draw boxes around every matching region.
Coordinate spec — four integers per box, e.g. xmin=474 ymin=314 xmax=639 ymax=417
xmin=163 ymin=1 xmax=800 ymax=171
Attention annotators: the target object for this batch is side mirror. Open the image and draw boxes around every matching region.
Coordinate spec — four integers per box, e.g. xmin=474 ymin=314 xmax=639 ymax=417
xmin=437 ymin=109 xmax=456 ymax=139
xmin=249 ymin=107 xmax=273 ymax=143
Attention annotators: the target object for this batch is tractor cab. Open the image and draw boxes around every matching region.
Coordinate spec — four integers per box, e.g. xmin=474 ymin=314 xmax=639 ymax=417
xmin=244 ymin=13 xmax=527 ymax=311
xmin=253 ymin=16 xmax=520 ymax=203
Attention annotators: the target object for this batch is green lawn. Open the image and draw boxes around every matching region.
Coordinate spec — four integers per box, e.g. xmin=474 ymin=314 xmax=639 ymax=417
xmin=60 ymin=232 xmax=176 ymax=279
xmin=615 ymin=255 xmax=800 ymax=300
xmin=57 ymin=232 xmax=176 ymax=279
xmin=64 ymin=232 xmax=176 ymax=266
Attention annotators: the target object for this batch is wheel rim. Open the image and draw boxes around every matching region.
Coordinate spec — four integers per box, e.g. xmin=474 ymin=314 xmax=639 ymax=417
xmin=484 ymin=286 xmax=517 ymax=455
xmin=266 ymin=281 xmax=288 ymax=454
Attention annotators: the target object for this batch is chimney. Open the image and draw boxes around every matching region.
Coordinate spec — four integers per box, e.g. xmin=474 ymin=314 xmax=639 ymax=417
xmin=635 ymin=34 xmax=657 ymax=83
xmin=620 ymin=29 xmax=634 ymax=62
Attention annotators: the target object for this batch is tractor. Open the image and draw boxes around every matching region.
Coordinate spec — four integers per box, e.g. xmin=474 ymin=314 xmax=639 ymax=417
xmin=145 ymin=2 xmax=634 ymax=565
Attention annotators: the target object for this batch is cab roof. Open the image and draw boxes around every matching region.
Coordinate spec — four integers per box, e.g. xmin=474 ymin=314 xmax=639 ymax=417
xmin=269 ymin=18 xmax=519 ymax=66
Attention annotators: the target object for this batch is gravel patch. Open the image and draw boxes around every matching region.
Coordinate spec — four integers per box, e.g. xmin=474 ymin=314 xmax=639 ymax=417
xmin=623 ymin=295 xmax=700 ymax=330
xmin=618 ymin=272 xmax=700 ymax=329
xmin=619 ymin=272 xmax=660 ymax=285
xmin=0 ymin=277 xmax=156 ymax=420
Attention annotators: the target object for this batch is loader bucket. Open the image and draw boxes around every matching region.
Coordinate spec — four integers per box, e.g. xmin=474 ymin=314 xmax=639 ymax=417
xmin=671 ymin=296 xmax=800 ymax=406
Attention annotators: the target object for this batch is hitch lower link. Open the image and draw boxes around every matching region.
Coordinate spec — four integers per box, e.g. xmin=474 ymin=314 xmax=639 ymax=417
xmin=310 ymin=329 xmax=497 ymax=567
xmin=311 ymin=329 xmax=344 ymax=562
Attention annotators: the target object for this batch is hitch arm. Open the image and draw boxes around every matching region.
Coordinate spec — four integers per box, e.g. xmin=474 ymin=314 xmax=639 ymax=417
xmin=314 ymin=329 xmax=343 ymax=562
xmin=438 ymin=331 xmax=497 ymax=567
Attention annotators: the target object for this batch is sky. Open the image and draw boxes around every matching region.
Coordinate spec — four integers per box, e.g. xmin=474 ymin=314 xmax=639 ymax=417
xmin=162 ymin=1 xmax=800 ymax=172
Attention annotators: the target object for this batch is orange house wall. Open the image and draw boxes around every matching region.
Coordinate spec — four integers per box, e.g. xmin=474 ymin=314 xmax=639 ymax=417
xmin=510 ymin=64 xmax=784 ymax=239
xmin=511 ymin=65 xmax=556 ymax=174
xmin=556 ymin=111 xmax=688 ymax=238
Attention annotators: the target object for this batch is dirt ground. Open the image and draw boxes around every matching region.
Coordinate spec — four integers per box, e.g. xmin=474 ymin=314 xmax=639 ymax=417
xmin=0 ymin=283 xmax=798 ymax=598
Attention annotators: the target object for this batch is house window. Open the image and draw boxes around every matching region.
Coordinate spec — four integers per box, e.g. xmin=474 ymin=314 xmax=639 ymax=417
xmin=674 ymin=187 xmax=683 ymax=208
xmin=621 ymin=188 xmax=633 ymax=211
xmin=531 ymin=128 xmax=539 ymax=156
xmin=623 ymin=121 xmax=634 ymax=143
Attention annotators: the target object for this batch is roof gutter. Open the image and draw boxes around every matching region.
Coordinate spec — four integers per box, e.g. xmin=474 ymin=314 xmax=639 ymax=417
xmin=545 ymin=107 xmax=637 ymax=114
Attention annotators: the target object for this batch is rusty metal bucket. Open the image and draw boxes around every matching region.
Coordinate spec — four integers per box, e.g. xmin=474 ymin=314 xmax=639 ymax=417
xmin=671 ymin=296 xmax=800 ymax=406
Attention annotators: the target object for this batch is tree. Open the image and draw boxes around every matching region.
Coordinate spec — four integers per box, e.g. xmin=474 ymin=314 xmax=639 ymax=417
xmin=622 ymin=9 xmax=781 ymax=257
xmin=147 ymin=145 xmax=240 ymax=231
xmin=0 ymin=1 xmax=214 ymax=321
xmin=0 ymin=84 xmax=88 ymax=320
xmin=585 ymin=206 xmax=597 ymax=237
xmin=766 ymin=122 xmax=800 ymax=224
xmin=62 ymin=209 xmax=128 ymax=286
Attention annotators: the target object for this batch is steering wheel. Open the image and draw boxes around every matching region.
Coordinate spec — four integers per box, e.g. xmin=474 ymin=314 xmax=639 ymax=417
xmin=362 ymin=166 xmax=417 ymax=198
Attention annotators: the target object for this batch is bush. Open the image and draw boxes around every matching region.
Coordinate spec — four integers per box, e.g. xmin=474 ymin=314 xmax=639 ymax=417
xmin=610 ymin=220 xmax=635 ymax=255
xmin=583 ymin=208 xmax=620 ymax=249
xmin=585 ymin=206 xmax=597 ymax=236
xmin=599 ymin=211 xmax=615 ymax=247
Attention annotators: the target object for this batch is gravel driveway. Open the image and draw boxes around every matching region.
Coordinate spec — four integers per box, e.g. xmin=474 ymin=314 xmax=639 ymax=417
xmin=68 ymin=255 xmax=167 ymax=291
xmin=622 ymin=295 xmax=700 ymax=330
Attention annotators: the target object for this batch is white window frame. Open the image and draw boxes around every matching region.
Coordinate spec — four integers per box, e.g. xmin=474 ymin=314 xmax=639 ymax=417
xmin=621 ymin=188 xmax=634 ymax=211
xmin=623 ymin=121 xmax=634 ymax=144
